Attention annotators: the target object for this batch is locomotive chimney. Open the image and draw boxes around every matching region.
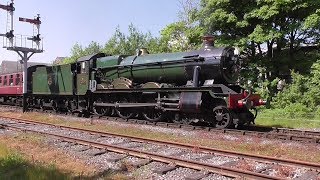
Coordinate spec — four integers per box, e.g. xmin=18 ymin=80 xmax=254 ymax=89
xmin=202 ymin=35 xmax=215 ymax=50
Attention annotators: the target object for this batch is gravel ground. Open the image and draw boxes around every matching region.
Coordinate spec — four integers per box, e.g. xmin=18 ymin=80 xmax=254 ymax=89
xmin=157 ymin=146 xmax=185 ymax=156
xmin=130 ymin=162 xmax=169 ymax=179
xmin=0 ymin=110 xmax=318 ymax=179
xmin=202 ymin=174 xmax=233 ymax=180
xmin=156 ymin=167 xmax=200 ymax=180
xmin=0 ymin=119 xmax=236 ymax=179
xmin=135 ymin=143 xmax=164 ymax=152
xmin=87 ymin=152 xmax=123 ymax=171
xmin=201 ymin=155 xmax=238 ymax=166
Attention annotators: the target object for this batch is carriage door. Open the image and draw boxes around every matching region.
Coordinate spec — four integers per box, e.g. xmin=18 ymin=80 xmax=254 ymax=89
xmin=76 ymin=61 xmax=90 ymax=95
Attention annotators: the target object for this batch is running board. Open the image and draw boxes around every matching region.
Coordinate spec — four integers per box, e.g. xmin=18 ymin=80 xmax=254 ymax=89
xmin=93 ymin=102 xmax=158 ymax=108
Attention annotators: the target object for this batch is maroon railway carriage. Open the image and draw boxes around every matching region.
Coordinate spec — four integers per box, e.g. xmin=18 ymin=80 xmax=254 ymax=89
xmin=0 ymin=72 xmax=23 ymax=105
xmin=0 ymin=60 xmax=48 ymax=105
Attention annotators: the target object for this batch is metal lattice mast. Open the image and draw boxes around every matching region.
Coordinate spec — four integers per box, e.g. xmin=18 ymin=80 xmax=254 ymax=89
xmin=0 ymin=0 xmax=44 ymax=112
xmin=0 ymin=0 xmax=14 ymax=46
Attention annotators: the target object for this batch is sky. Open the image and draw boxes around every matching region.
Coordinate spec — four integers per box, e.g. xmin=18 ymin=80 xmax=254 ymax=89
xmin=0 ymin=0 xmax=181 ymax=63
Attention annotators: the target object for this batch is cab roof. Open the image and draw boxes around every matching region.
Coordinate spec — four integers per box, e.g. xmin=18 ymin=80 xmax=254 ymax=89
xmin=77 ymin=53 xmax=107 ymax=62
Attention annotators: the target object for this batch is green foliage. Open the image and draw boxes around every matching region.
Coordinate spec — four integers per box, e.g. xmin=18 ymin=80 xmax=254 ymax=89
xmin=159 ymin=22 xmax=204 ymax=52
xmin=61 ymin=41 xmax=102 ymax=64
xmin=196 ymin=0 xmax=320 ymax=50
xmin=62 ymin=22 xmax=204 ymax=65
xmin=196 ymin=0 xmax=259 ymax=47
xmin=316 ymin=107 xmax=320 ymax=119
xmin=273 ymin=72 xmax=308 ymax=108
xmin=194 ymin=0 xmax=320 ymax=99
xmin=304 ymin=9 xmax=320 ymax=30
xmin=283 ymin=103 xmax=312 ymax=119
xmin=254 ymin=77 xmax=279 ymax=102
xmin=103 ymin=24 xmax=162 ymax=55
xmin=272 ymin=59 xmax=320 ymax=113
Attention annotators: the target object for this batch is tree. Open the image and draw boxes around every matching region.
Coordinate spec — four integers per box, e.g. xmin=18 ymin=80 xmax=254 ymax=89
xmin=103 ymin=24 xmax=161 ymax=55
xmin=193 ymin=0 xmax=320 ymax=100
xmin=196 ymin=0 xmax=259 ymax=51
xmin=159 ymin=22 xmax=191 ymax=52
xmin=195 ymin=0 xmax=320 ymax=62
xmin=61 ymin=41 xmax=102 ymax=64
xmin=178 ymin=0 xmax=200 ymax=24
xmin=246 ymin=0 xmax=320 ymax=60
xmin=158 ymin=0 xmax=204 ymax=53
xmin=272 ymin=56 xmax=320 ymax=111
xmin=303 ymin=9 xmax=320 ymax=44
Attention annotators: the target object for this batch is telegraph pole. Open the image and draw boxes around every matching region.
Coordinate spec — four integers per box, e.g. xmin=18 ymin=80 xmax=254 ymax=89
xmin=0 ymin=0 xmax=44 ymax=112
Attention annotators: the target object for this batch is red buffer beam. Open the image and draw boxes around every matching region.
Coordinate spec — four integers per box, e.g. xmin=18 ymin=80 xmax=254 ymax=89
xmin=19 ymin=16 xmax=41 ymax=25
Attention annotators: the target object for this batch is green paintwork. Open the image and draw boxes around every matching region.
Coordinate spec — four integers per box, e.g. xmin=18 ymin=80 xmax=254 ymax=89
xmin=97 ymin=52 xmax=189 ymax=83
xmin=77 ymin=61 xmax=90 ymax=95
xmin=32 ymin=64 xmax=74 ymax=95
xmin=77 ymin=73 xmax=89 ymax=95
xmin=96 ymin=56 xmax=122 ymax=80
xmin=96 ymin=56 xmax=120 ymax=68
xmin=121 ymin=52 xmax=188 ymax=65
xmin=32 ymin=66 xmax=49 ymax=94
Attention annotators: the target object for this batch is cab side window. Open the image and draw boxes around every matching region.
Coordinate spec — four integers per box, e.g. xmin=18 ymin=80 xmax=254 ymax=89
xmin=81 ymin=61 xmax=88 ymax=74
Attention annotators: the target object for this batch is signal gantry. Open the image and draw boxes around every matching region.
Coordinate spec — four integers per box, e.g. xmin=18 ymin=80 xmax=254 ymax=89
xmin=0 ymin=0 xmax=44 ymax=112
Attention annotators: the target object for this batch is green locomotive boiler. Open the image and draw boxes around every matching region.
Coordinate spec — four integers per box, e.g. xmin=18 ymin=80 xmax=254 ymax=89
xmin=27 ymin=36 xmax=265 ymax=128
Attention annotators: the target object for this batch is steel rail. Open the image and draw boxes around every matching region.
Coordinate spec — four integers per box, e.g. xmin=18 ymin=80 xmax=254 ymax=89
xmin=0 ymin=115 xmax=319 ymax=171
xmin=0 ymin=122 xmax=284 ymax=180
xmin=1 ymin=105 xmax=320 ymax=144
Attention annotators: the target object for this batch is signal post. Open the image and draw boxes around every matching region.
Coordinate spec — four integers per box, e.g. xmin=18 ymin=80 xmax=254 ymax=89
xmin=0 ymin=0 xmax=43 ymax=112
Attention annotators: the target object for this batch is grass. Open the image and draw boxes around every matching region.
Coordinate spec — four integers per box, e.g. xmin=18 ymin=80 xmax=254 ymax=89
xmin=256 ymin=116 xmax=320 ymax=129
xmin=255 ymin=110 xmax=320 ymax=129
xmin=0 ymin=134 xmax=128 ymax=180
xmin=0 ymin=143 xmax=70 ymax=180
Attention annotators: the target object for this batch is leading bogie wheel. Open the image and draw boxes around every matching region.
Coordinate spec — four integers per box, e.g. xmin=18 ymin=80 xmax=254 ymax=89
xmin=212 ymin=106 xmax=233 ymax=129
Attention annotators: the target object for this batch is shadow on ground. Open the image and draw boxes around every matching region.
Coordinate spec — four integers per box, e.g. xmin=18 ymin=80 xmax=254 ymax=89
xmin=0 ymin=156 xmax=117 ymax=180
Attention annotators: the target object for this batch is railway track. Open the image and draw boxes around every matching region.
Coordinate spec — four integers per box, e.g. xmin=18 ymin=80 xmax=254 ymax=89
xmin=96 ymin=116 xmax=320 ymax=144
xmin=0 ymin=116 xmax=319 ymax=179
xmin=1 ymin=105 xmax=320 ymax=145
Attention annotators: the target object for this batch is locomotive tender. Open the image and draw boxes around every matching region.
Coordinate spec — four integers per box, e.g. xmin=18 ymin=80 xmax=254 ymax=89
xmin=20 ymin=36 xmax=265 ymax=128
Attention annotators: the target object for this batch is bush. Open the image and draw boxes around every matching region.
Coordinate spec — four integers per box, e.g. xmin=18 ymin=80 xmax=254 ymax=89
xmin=283 ymin=103 xmax=313 ymax=119
xmin=271 ymin=60 xmax=320 ymax=112
xmin=259 ymin=108 xmax=288 ymax=120
xmin=259 ymin=104 xmax=313 ymax=119
xmin=316 ymin=107 xmax=320 ymax=119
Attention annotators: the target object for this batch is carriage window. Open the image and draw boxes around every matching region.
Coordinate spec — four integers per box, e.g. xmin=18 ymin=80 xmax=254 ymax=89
xmin=16 ymin=74 xmax=20 ymax=85
xmin=3 ymin=76 xmax=7 ymax=86
xmin=9 ymin=75 xmax=13 ymax=86
xmin=0 ymin=77 xmax=2 ymax=86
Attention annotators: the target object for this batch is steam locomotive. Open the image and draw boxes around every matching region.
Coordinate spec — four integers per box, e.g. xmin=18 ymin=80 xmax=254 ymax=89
xmin=1 ymin=36 xmax=266 ymax=128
